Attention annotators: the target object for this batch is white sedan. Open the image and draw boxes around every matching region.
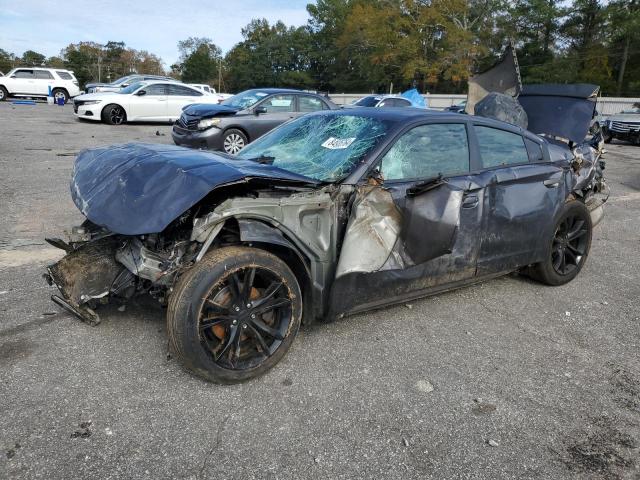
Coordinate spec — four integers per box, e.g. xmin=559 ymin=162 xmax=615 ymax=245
xmin=72 ymin=81 xmax=221 ymax=125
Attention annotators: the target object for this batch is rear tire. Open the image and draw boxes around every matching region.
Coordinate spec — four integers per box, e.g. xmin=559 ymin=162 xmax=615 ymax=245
xmin=52 ymin=88 xmax=68 ymax=104
xmin=167 ymin=246 xmax=302 ymax=383
xmin=530 ymin=201 xmax=592 ymax=286
xmin=0 ymin=86 xmax=7 ymax=101
xmin=102 ymin=104 xmax=127 ymax=125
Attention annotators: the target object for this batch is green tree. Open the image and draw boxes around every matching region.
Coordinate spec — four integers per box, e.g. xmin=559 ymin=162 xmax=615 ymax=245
xmin=0 ymin=48 xmax=15 ymax=73
xmin=21 ymin=50 xmax=46 ymax=66
xmin=176 ymin=37 xmax=221 ymax=84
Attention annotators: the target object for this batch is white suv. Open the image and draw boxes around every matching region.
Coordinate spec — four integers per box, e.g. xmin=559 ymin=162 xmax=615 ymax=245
xmin=0 ymin=67 xmax=81 ymax=104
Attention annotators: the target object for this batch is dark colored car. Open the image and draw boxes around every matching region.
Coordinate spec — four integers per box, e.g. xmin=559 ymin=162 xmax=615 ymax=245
xmin=601 ymin=104 xmax=640 ymax=145
xmin=171 ymin=88 xmax=338 ymax=154
xmin=45 ymin=106 xmax=607 ymax=384
xmin=444 ymin=100 xmax=467 ymax=113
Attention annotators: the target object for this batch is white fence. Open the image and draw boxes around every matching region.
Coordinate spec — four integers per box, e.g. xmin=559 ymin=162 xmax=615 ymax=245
xmin=329 ymin=93 xmax=639 ymax=114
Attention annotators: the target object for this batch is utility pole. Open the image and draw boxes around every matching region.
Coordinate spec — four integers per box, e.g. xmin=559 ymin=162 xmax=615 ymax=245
xmin=218 ymin=58 xmax=222 ymax=92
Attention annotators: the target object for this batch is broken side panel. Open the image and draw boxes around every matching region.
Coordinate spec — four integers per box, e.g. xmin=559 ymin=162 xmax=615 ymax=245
xmin=331 ymin=178 xmax=481 ymax=315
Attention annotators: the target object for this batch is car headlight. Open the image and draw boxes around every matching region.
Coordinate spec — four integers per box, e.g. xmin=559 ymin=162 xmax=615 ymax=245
xmin=82 ymin=100 xmax=102 ymax=105
xmin=198 ymin=118 xmax=221 ymax=130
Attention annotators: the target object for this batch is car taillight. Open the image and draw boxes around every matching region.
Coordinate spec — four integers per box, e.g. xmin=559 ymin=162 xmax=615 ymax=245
xmin=73 ymin=81 xmax=79 ymax=86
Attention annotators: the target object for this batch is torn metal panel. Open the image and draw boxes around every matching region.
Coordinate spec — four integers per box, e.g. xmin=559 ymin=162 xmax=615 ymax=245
xmin=518 ymin=84 xmax=599 ymax=144
xmin=466 ymin=43 xmax=522 ymax=114
xmin=335 ymin=186 xmax=404 ymax=277
xmin=116 ymin=238 xmax=186 ymax=285
xmin=400 ymin=185 xmax=463 ymax=265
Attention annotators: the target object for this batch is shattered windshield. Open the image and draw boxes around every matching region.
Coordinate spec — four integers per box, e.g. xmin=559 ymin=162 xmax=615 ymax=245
xmin=236 ymin=113 xmax=389 ymax=182
xmin=221 ymin=89 xmax=270 ymax=109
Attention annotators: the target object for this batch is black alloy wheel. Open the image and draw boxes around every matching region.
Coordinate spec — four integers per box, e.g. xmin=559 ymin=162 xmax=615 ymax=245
xmin=167 ymin=246 xmax=302 ymax=383
xmin=551 ymin=214 xmax=589 ymax=276
xmin=102 ymin=104 xmax=127 ymax=125
xmin=199 ymin=266 xmax=292 ymax=370
xmin=529 ymin=201 xmax=592 ymax=286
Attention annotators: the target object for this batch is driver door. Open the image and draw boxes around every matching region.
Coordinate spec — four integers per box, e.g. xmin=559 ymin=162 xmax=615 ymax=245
xmin=331 ymin=122 xmax=484 ymax=314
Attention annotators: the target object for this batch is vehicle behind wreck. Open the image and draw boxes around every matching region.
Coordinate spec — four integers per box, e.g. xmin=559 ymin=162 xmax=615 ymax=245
xmin=45 ymin=105 xmax=608 ymax=383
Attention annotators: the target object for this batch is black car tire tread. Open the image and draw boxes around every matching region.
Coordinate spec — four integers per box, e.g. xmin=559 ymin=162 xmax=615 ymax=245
xmin=0 ymin=86 xmax=8 ymax=101
xmin=101 ymin=104 xmax=127 ymax=125
xmin=530 ymin=201 xmax=593 ymax=286
xmin=167 ymin=246 xmax=302 ymax=383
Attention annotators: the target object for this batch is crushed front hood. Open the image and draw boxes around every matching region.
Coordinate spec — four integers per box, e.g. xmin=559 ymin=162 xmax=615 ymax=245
xmin=71 ymin=143 xmax=318 ymax=235
xmin=181 ymin=103 xmax=239 ymax=117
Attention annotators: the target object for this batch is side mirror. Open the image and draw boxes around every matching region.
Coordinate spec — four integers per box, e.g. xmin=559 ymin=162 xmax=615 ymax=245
xmin=121 ymin=83 xmax=129 ymax=87
xmin=10 ymin=74 xmax=16 ymax=78
xmin=136 ymin=90 xmax=146 ymax=96
xmin=254 ymin=106 xmax=267 ymax=115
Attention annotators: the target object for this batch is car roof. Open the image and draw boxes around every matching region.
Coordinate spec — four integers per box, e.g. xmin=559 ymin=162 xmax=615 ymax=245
xmin=315 ymin=107 xmax=532 ymax=135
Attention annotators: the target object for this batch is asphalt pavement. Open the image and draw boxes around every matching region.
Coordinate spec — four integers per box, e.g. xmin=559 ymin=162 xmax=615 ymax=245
xmin=0 ymin=102 xmax=639 ymax=479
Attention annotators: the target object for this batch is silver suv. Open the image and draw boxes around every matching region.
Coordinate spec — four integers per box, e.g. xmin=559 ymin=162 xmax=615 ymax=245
xmin=0 ymin=67 xmax=81 ymax=103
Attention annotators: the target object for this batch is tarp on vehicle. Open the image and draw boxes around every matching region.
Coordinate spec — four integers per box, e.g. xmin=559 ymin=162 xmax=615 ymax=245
xmin=518 ymin=83 xmax=599 ymax=144
xmin=71 ymin=143 xmax=318 ymax=235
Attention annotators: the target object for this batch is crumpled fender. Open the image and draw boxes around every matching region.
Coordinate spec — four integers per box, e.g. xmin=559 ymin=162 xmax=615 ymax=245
xmin=70 ymin=143 xmax=317 ymax=235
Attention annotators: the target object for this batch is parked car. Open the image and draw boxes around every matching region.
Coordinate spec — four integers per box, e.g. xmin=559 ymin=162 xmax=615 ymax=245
xmin=45 ymin=105 xmax=607 ymax=383
xmin=187 ymin=84 xmax=217 ymax=95
xmin=85 ymin=74 xmax=177 ymax=93
xmin=350 ymin=94 xmax=414 ymax=108
xmin=72 ymin=81 xmax=221 ymax=125
xmin=601 ymin=104 xmax=640 ymax=145
xmin=444 ymin=100 xmax=467 ymax=113
xmin=0 ymin=67 xmax=81 ymax=103
xmin=172 ymin=88 xmax=338 ymax=153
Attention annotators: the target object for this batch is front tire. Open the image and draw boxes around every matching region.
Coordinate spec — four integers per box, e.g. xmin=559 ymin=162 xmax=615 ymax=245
xmin=530 ymin=201 xmax=592 ymax=286
xmin=602 ymin=127 xmax=613 ymax=144
xmin=167 ymin=246 xmax=302 ymax=383
xmin=222 ymin=129 xmax=248 ymax=154
xmin=0 ymin=86 xmax=7 ymax=101
xmin=102 ymin=104 xmax=127 ymax=125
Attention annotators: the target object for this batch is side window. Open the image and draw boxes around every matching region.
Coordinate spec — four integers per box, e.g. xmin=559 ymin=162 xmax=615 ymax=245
xmin=525 ymin=138 xmax=544 ymax=162
xmin=15 ymin=69 xmax=34 ymax=78
xmin=144 ymin=84 xmax=167 ymax=95
xmin=299 ymin=96 xmax=325 ymax=112
xmin=56 ymin=71 xmax=73 ymax=80
xmin=34 ymin=70 xmax=53 ymax=79
xmin=261 ymin=94 xmax=295 ymax=113
xmin=167 ymin=84 xmax=201 ymax=96
xmin=380 ymin=123 xmax=470 ymax=181
xmin=475 ymin=126 xmax=529 ymax=168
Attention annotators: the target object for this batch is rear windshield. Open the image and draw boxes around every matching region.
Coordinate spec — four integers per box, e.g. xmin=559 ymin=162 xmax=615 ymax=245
xmin=236 ymin=113 xmax=389 ymax=182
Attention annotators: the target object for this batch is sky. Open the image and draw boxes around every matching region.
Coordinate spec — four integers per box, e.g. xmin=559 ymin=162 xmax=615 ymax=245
xmin=0 ymin=0 xmax=312 ymax=66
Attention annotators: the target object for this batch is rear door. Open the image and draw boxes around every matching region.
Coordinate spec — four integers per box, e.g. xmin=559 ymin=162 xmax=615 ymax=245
xmin=332 ymin=121 xmax=484 ymax=313
xmin=472 ymin=124 xmax=567 ymax=274
xmin=33 ymin=70 xmax=54 ymax=95
xmin=166 ymin=84 xmax=203 ymax=121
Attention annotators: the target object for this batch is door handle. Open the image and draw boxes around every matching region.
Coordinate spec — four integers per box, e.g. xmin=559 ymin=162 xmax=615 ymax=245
xmin=543 ymin=179 xmax=560 ymax=188
xmin=462 ymin=194 xmax=478 ymax=208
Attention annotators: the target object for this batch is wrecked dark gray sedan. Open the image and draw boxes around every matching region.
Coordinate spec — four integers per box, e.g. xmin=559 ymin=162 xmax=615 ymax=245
xmin=45 ymin=106 xmax=607 ymax=383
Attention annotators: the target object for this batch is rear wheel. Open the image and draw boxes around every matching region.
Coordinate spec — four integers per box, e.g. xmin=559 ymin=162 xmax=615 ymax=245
xmin=530 ymin=201 xmax=592 ymax=286
xmin=222 ymin=129 xmax=248 ymax=154
xmin=102 ymin=104 xmax=127 ymax=125
xmin=52 ymin=88 xmax=68 ymax=104
xmin=0 ymin=86 xmax=7 ymax=101
xmin=167 ymin=246 xmax=302 ymax=383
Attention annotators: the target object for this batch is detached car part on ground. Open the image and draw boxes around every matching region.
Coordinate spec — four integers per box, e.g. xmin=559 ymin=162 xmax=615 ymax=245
xmin=45 ymin=104 xmax=608 ymax=383
xmin=172 ymin=88 xmax=338 ymax=154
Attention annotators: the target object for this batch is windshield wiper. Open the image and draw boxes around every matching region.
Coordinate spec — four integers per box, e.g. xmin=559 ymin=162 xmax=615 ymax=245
xmin=246 ymin=155 xmax=275 ymax=165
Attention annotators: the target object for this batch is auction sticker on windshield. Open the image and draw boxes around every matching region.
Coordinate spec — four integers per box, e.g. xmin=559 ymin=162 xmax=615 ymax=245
xmin=322 ymin=137 xmax=356 ymax=149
